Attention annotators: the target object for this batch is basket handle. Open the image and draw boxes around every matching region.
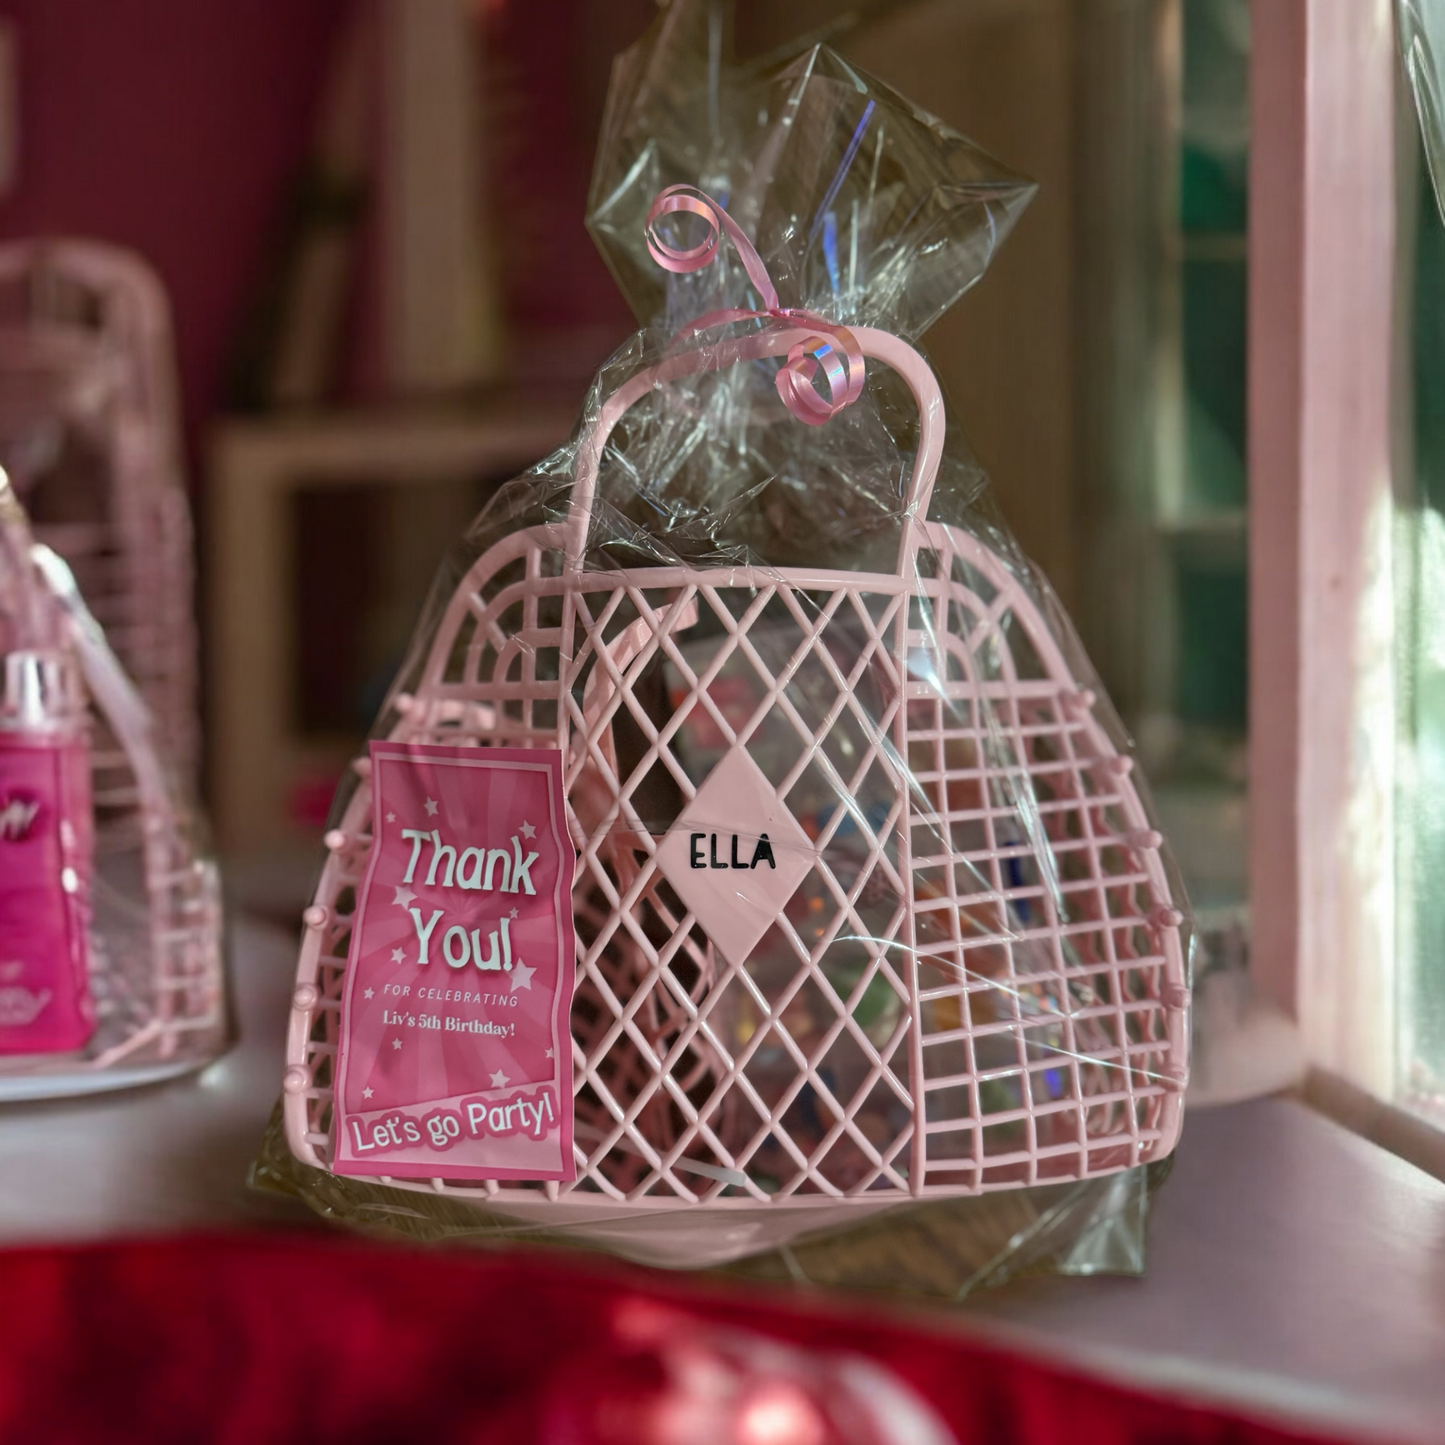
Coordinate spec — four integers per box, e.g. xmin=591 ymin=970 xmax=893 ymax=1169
xmin=565 ymin=325 xmax=946 ymax=573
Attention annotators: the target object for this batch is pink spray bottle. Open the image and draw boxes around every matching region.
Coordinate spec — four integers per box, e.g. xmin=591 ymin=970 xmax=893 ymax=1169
xmin=0 ymin=470 xmax=95 ymax=1054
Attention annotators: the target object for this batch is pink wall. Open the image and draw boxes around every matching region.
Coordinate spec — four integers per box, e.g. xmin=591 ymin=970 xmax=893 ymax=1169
xmin=0 ymin=0 xmax=352 ymax=461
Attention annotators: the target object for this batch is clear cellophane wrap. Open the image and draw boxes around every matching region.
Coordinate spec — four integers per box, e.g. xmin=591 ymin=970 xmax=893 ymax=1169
xmin=256 ymin=2 xmax=1190 ymax=1298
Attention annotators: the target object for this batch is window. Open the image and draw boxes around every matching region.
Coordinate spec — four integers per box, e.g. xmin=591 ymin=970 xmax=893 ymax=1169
xmin=1398 ymin=0 xmax=1445 ymax=1122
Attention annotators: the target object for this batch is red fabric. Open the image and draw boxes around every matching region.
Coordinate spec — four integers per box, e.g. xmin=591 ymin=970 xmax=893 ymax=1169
xmin=0 ymin=1233 xmax=1359 ymax=1445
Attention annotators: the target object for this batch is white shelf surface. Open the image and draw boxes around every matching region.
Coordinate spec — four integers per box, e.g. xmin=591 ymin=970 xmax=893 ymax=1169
xmin=958 ymin=1096 xmax=1445 ymax=1442
xmin=0 ymin=915 xmax=1442 ymax=1440
xmin=0 ymin=914 xmax=306 ymax=1238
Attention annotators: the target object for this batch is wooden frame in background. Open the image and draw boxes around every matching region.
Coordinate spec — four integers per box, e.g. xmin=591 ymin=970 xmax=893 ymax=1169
xmin=207 ymin=406 xmax=573 ymax=856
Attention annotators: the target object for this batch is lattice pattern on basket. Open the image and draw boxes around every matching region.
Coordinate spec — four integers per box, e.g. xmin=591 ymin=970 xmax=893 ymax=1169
xmin=0 ymin=241 xmax=200 ymax=798
xmin=285 ymin=522 xmax=1186 ymax=1208
xmin=903 ymin=524 xmax=1180 ymax=1192
xmin=285 ymin=321 xmax=1186 ymax=1223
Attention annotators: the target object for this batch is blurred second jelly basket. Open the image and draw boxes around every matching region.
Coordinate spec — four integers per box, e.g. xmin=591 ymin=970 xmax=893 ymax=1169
xmin=0 ymin=473 xmax=224 ymax=1100
xmin=0 ymin=241 xmax=199 ymax=785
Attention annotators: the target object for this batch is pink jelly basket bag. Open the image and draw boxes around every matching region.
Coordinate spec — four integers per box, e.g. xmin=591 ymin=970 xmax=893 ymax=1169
xmin=285 ymin=201 xmax=1187 ymax=1263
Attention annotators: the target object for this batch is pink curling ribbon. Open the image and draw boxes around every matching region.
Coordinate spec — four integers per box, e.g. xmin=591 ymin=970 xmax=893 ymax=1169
xmin=644 ymin=184 xmax=866 ymax=427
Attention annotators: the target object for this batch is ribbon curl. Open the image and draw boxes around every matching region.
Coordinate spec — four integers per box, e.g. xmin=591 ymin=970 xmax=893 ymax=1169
xmin=644 ymin=184 xmax=866 ymax=428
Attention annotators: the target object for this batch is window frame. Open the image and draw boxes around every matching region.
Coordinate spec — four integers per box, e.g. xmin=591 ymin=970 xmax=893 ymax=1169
xmin=1247 ymin=0 xmax=1401 ymax=1098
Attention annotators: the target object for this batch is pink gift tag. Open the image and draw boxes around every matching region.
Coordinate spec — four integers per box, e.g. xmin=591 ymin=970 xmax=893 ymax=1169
xmin=333 ymin=742 xmax=576 ymax=1181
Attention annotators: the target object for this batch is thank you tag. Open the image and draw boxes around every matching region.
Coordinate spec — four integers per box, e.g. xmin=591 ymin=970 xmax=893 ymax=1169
xmin=333 ymin=742 xmax=576 ymax=1180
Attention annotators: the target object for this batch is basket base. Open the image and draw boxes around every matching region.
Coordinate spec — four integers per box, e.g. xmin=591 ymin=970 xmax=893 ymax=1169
xmin=474 ymin=1192 xmax=908 ymax=1269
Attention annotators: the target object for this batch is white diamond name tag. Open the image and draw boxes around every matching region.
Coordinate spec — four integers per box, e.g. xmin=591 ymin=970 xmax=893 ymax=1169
xmin=655 ymin=746 xmax=816 ymax=966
